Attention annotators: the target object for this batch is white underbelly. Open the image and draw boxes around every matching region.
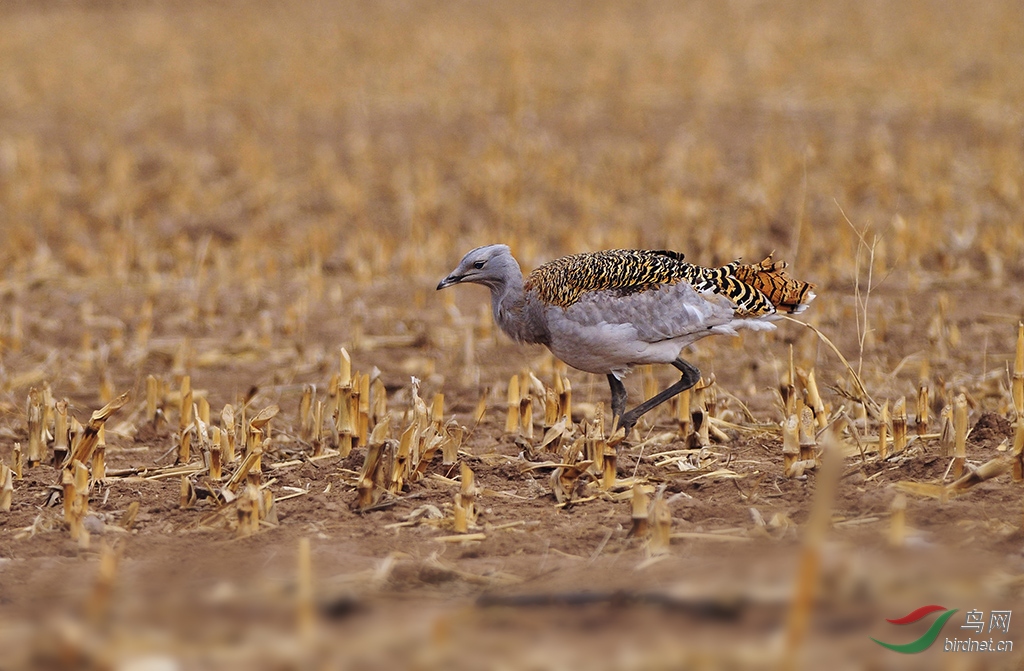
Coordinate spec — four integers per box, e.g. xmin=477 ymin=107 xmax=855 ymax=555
xmin=546 ymin=318 xmax=777 ymax=377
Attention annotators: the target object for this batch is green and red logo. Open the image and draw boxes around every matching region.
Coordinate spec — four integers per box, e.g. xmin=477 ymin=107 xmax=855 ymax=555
xmin=872 ymin=605 xmax=959 ymax=653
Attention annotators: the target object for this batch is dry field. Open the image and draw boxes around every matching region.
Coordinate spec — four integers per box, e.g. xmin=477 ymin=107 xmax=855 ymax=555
xmin=1 ymin=1 xmax=1024 ymax=668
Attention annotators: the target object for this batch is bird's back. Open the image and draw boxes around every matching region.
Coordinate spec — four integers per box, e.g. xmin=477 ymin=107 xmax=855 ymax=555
xmin=525 ymin=249 xmax=814 ymax=318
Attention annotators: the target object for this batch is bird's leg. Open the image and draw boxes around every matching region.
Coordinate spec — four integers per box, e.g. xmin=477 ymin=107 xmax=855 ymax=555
xmin=607 ymin=374 xmax=627 ymax=425
xmin=616 ymin=359 xmax=701 ymax=436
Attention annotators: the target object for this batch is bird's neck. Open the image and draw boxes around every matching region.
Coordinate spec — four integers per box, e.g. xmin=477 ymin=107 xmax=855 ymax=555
xmin=490 ymin=273 xmax=547 ymax=345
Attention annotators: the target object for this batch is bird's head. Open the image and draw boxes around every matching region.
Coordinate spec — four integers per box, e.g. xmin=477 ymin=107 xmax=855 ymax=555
xmin=437 ymin=244 xmax=518 ymax=291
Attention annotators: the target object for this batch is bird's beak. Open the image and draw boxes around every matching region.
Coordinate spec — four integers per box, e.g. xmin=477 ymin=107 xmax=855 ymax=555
xmin=436 ymin=273 xmax=462 ymax=290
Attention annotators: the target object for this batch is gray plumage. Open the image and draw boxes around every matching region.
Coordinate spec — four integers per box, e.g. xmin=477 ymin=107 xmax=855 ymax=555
xmin=437 ymin=244 xmax=815 ymax=434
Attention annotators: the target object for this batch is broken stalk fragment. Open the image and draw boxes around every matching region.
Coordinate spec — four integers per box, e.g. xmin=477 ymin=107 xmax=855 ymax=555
xmin=891 ymin=396 xmax=907 ymax=456
xmin=629 ymin=482 xmax=650 ymax=538
xmin=782 ymin=414 xmax=800 ymax=474
xmin=26 ymin=388 xmax=43 ymax=467
xmin=952 ymin=393 xmax=968 ymax=479
xmin=53 ymin=400 xmax=69 ymax=467
xmin=877 ymin=401 xmax=890 ymax=460
xmin=505 ymin=375 xmax=520 ymax=434
xmin=915 ymin=384 xmax=929 ymax=436
xmin=178 ymin=376 xmax=193 ymax=464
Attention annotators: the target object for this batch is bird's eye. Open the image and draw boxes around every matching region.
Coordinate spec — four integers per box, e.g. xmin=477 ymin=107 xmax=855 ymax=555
xmin=472 ymin=260 xmax=485 ymax=269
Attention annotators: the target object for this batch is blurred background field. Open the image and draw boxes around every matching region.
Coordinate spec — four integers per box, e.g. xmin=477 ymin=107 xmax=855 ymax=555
xmin=0 ymin=1 xmax=1023 ymax=669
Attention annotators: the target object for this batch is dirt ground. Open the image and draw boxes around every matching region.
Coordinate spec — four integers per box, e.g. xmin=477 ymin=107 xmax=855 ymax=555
xmin=1 ymin=1 xmax=1024 ymax=669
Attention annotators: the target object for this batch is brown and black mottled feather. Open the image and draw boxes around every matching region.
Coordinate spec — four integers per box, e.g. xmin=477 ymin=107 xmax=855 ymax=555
xmin=524 ymin=249 xmax=814 ymax=317
xmin=730 ymin=256 xmax=816 ymax=315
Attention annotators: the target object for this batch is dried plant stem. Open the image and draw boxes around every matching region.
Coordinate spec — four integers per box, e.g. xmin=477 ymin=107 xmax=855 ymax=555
xmin=780 ymin=428 xmax=843 ymax=671
xmin=782 ymin=316 xmax=877 ymax=413
xmin=952 ymin=394 xmax=968 ymax=478
xmin=836 ymin=202 xmax=879 ymax=381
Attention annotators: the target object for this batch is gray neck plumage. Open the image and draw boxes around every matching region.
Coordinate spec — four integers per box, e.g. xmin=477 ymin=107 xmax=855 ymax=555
xmin=489 ymin=273 xmax=549 ymax=346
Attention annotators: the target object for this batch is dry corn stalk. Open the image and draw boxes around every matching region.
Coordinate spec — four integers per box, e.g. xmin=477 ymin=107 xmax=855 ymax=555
xmin=855 ymin=401 xmax=868 ymax=440
xmin=800 ymin=368 xmax=827 ymax=429
xmin=691 ymin=384 xmax=710 ymax=448
xmin=453 ymin=462 xmax=478 ymax=533
xmin=519 ymin=375 xmax=534 ymax=440
xmin=952 ymin=393 xmax=968 ymax=478
xmin=915 ymin=384 xmax=929 ymax=436
xmin=92 ymin=426 xmax=106 ymax=481
xmin=397 ymin=421 xmax=419 ymax=481
xmin=891 ymin=396 xmax=907 ymax=455
xmin=648 ymin=495 xmax=672 ymax=556
xmin=222 ymin=445 xmax=262 ymax=498
xmin=355 ymin=420 xmax=392 ymax=510
xmin=299 ymin=384 xmax=314 ymax=442
xmin=65 ymin=391 xmax=130 ymax=469
xmin=431 ymin=393 xmax=445 ymax=433
xmin=416 ymin=426 xmax=448 ymax=478
xmin=336 ymin=385 xmax=355 ymax=458
xmin=558 ymin=375 xmax=572 ymax=422
xmin=388 ymin=416 xmax=412 ymax=494
xmin=86 ymin=543 xmax=120 ymax=626
xmin=209 ymin=426 xmax=223 ymax=480
xmin=877 ymin=401 xmax=890 ymax=460
xmin=938 ymin=404 xmax=954 ymax=457
xmin=505 ymin=375 xmax=520 ymax=434
xmin=629 ymin=482 xmax=650 ymax=537
xmin=334 ymin=348 xmax=356 ymax=456
xmin=355 ymin=440 xmax=385 ymax=510
xmin=473 ymin=389 xmax=488 ymax=426
xmin=543 ymin=387 xmax=559 ymax=430
xmin=584 ymin=418 xmax=605 ymax=473
xmin=441 ymin=424 xmax=462 ymax=466
xmin=312 ymin=400 xmax=325 ymax=456
xmin=704 ymin=379 xmax=718 ymax=418
xmin=799 ymin=405 xmax=816 ymax=462
xmin=178 ymin=376 xmax=193 ymax=464
xmin=66 ymin=460 xmax=91 ymax=546
xmin=120 ymin=501 xmax=139 ymax=530
xmin=781 ymin=428 xmax=843 ymax=669
xmin=357 ymin=373 xmax=371 ymax=443
xmin=247 ymin=404 xmax=279 ymax=474
xmin=198 ymin=396 xmax=210 ymax=425
xmin=782 ymin=414 xmax=800 ymax=474
xmin=888 ymin=493 xmax=907 ymax=547
xmin=1013 ymin=322 xmax=1024 ymax=419
xmin=145 ymin=374 xmax=159 ymax=425
xmin=12 ymin=443 xmax=21 ymax=480
xmin=260 ymin=489 xmax=277 ymax=526
xmin=538 ymin=414 xmax=569 ymax=454
xmin=0 ymin=463 xmax=12 ymax=512
xmin=371 ymin=378 xmax=387 ymax=426
xmin=550 ymin=460 xmax=593 ymax=505
xmin=675 ymin=387 xmax=692 ymax=437
xmin=236 ymin=482 xmax=261 ymax=538
xmin=53 ymin=400 xmax=69 ymax=467
xmin=950 ymin=456 xmax=1011 ymax=491
xmin=601 ymin=444 xmax=617 ymax=490
xmin=1012 ymin=421 xmax=1024 ymax=482
xmin=180 ymin=475 xmax=196 ymax=509
xmin=221 ymin=404 xmax=237 ymax=463
xmin=26 ymin=388 xmax=43 ymax=467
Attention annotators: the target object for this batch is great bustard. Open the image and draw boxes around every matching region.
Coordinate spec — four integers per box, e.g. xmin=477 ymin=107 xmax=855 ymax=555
xmin=437 ymin=245 xmax=815 ymax=435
